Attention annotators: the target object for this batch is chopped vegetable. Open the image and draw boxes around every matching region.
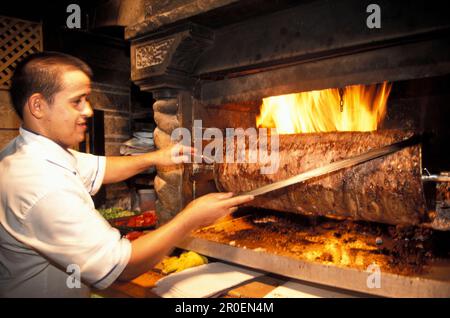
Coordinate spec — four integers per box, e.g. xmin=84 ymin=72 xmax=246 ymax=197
xmin=97 ymin=207 xmax=137 ymax=220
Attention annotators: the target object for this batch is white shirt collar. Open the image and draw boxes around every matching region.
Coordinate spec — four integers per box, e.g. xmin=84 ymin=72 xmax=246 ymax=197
xmin=19 ymin=126 xmax=77 ymax=174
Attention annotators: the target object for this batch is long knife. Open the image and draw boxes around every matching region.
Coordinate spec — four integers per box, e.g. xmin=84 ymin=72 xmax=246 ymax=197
xmin=240 ymin=135 xmax=421 ymax=197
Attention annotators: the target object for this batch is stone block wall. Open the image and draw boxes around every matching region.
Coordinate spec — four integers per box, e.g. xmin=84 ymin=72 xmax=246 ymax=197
xmin=152 ymin=95 xmax=184 ymax=223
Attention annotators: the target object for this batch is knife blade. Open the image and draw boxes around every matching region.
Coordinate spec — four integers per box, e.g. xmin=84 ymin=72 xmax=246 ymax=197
xmin=239 ymin=134 xmax=421 ymax=197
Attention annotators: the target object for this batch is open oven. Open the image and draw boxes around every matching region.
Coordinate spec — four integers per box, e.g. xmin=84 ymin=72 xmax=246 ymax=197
xmin=127 ymin=0 xmax=450 ymax=297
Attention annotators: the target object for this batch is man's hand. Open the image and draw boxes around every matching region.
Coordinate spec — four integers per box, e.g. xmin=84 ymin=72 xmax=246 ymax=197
xmin=152 ymin=143 xmax=195 ymax=166
xmin=179 ymin=192 xmax=255 ymax=228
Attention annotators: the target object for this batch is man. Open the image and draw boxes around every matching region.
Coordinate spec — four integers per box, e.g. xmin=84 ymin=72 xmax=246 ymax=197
xmin=0 ymin=52 xmax=254 ymax=297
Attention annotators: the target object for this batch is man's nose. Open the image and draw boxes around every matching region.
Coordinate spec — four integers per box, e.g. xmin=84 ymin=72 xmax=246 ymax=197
xmin=81 ymin=101 xmax=93 ymax=118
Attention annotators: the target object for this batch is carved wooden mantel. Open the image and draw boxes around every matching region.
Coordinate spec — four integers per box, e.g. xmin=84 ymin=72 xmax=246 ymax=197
xmin=130 ymin=23 xmax=213 ymax=92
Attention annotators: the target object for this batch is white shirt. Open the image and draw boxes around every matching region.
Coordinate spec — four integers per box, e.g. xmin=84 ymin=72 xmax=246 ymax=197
xmin=0 ymin=127 xmax=131 ymax=297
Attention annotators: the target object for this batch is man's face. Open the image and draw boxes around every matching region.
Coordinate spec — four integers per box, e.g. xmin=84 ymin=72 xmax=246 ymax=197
xmin=45 ymin=70 xmax=93 ymax=148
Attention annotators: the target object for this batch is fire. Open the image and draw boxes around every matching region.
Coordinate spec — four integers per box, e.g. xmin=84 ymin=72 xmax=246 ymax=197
xmin=256 ymin=82 xmax=391 ymax=134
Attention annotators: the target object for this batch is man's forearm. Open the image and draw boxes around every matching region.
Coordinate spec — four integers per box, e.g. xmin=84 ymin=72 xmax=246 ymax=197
xmin=118 ymin=212 xmax=195 ymax=281
xmin=103 ymin=144 xmax=191 ymax=184
xmin=103 ymin=153 xmax=156 ymax=184
xmin=116 ymin=192 xmax=255 ymax=281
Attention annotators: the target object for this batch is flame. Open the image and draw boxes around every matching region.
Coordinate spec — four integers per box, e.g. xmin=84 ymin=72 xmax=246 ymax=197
xmin=256 ymin=82 xmax=391 ymax=134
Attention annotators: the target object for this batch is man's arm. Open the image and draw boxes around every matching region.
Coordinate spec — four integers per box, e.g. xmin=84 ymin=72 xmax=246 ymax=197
xmin=118 ymin=192 xmax=254 ymax=281
xmin=103 ymin=144 xmax=192 ymax=184
xmin=103 ymin=154 xmax=154 ymax=184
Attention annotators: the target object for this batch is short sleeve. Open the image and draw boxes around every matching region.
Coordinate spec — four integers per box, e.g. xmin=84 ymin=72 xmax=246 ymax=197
xmin=24 ymin=189 xmax=132 ymax=290
xmin=69 ymin=150 xmax=106 ymax=195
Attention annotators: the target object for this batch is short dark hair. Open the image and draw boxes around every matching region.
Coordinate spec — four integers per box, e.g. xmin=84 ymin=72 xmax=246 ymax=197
xmin=10 ymin=51 xmax=93 ymax=119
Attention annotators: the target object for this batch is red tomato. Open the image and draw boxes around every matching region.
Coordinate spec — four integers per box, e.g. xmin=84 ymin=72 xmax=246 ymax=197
xmin=127 ymin=217 xmax=136 ymax=227
xmin=141 ymin=211 xmax=157 ymax=226
xmin=136 ymin=216 xmax=144 ymax=227
xmin=120 ymin=211 xmax=157 ymax=228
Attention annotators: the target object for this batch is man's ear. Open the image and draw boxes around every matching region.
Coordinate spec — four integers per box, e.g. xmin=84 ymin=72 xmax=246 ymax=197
xmin=26 ymin=93 xmax=47 ymax=119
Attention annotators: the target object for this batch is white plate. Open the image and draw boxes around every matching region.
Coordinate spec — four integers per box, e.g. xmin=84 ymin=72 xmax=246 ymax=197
xmin=134 ymin=131 xmax=154 ymax=139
